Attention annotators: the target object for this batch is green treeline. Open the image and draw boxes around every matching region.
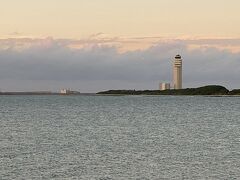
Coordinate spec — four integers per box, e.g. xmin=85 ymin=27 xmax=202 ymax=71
xmin=97 ymin=85 xmax=240 ymax=96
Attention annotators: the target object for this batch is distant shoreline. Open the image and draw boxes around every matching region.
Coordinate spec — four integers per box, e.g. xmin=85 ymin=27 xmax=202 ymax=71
xmin=97 ymin=85 xmax=240 ymax=96
xmin=1 ymin=85 xmax=240 ymax=96
xmin=1 ymin=93 xmax=240 ymax=97
xmin=0 ymin=92 xmax=56 ymax=96
xmin=0 ymin=92 xmax=96 ymax=96
xmin=97 ymin=94 xmax=240 ymax=97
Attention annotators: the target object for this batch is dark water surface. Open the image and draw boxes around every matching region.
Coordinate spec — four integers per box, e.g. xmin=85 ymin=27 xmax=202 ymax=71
xmin=0 ymin=95 xmax=240 ymax=179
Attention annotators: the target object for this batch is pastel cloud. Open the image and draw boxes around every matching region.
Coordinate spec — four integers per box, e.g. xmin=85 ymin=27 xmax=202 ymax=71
xmin=1 ymin=36 xmax=240 ymax=53
xmin=0 ymin=37 xmax=239 ymax=92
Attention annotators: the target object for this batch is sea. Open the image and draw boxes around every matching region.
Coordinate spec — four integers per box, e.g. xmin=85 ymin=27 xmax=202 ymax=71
xmin=0 ymin=95 xmax=239 ymax=179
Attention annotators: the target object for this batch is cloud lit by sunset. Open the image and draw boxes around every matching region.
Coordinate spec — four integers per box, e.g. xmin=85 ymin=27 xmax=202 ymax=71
xmin=0 ymin=0 xmax=240 ymax=91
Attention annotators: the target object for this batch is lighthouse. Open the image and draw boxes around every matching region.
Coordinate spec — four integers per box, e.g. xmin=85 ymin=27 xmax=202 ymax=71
xmin=173 ymin=55 xmax=183 ymax=89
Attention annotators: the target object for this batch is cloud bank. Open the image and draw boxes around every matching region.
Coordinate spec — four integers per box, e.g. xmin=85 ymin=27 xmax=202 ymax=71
xmin=0 ymin=37 xmax=239 ymax=92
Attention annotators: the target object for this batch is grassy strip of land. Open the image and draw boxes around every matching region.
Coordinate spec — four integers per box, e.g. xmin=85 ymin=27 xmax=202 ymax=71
xmin=97 ymin=85 xmax=240 ymax=96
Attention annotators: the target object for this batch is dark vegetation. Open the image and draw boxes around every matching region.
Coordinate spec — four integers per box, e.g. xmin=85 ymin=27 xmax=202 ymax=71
xmin=97 ymin=85 xmax=240 ymax=96
xmin=228 ymin=89 xmax=240 ymax=95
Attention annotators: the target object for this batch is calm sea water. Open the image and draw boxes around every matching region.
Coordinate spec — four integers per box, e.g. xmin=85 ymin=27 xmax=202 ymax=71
xmin=0 ymin=95 xmax=240 ymax=179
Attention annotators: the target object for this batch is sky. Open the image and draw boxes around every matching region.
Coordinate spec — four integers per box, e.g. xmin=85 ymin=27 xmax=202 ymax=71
xmin=0 ymin=0 xmax=240 ymax=92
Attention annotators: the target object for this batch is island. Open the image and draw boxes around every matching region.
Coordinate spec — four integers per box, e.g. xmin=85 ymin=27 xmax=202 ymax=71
xmin=97 ymin=85 xmax=240 ymax=96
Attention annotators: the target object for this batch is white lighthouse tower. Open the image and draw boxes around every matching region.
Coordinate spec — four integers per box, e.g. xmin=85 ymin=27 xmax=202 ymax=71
xmin=173 ymin=55 xmax=183 ymax=89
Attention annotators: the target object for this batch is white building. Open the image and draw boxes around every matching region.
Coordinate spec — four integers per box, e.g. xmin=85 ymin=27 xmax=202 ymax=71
xmin=173 ymin=55 xmax=183 ymax=89
xmin=159 ymin=83 xmax=171 ymax=90
xmin=60 ymin=89 xmax=71 ymax=94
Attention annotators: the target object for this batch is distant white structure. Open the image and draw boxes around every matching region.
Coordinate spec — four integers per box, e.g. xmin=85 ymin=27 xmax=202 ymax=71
xmin=60 ymin=89 xmax=71 ymax=94
xmin=159 ymin=83 xmax=171 ymax=90
xmin=173 ymin=55 xmax=183 ymax=89
xmin=60 ymin=89 xmax=80 ymax=95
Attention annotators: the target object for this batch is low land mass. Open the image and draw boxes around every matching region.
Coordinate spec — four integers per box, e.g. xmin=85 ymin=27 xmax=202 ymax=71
xmin=0 ymin=92 xmax=56 ymax=95
xmin=97 ymin=85 xmax=240 ymax=96
xmin=0 ymin=91 xmax=80 ymax=96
